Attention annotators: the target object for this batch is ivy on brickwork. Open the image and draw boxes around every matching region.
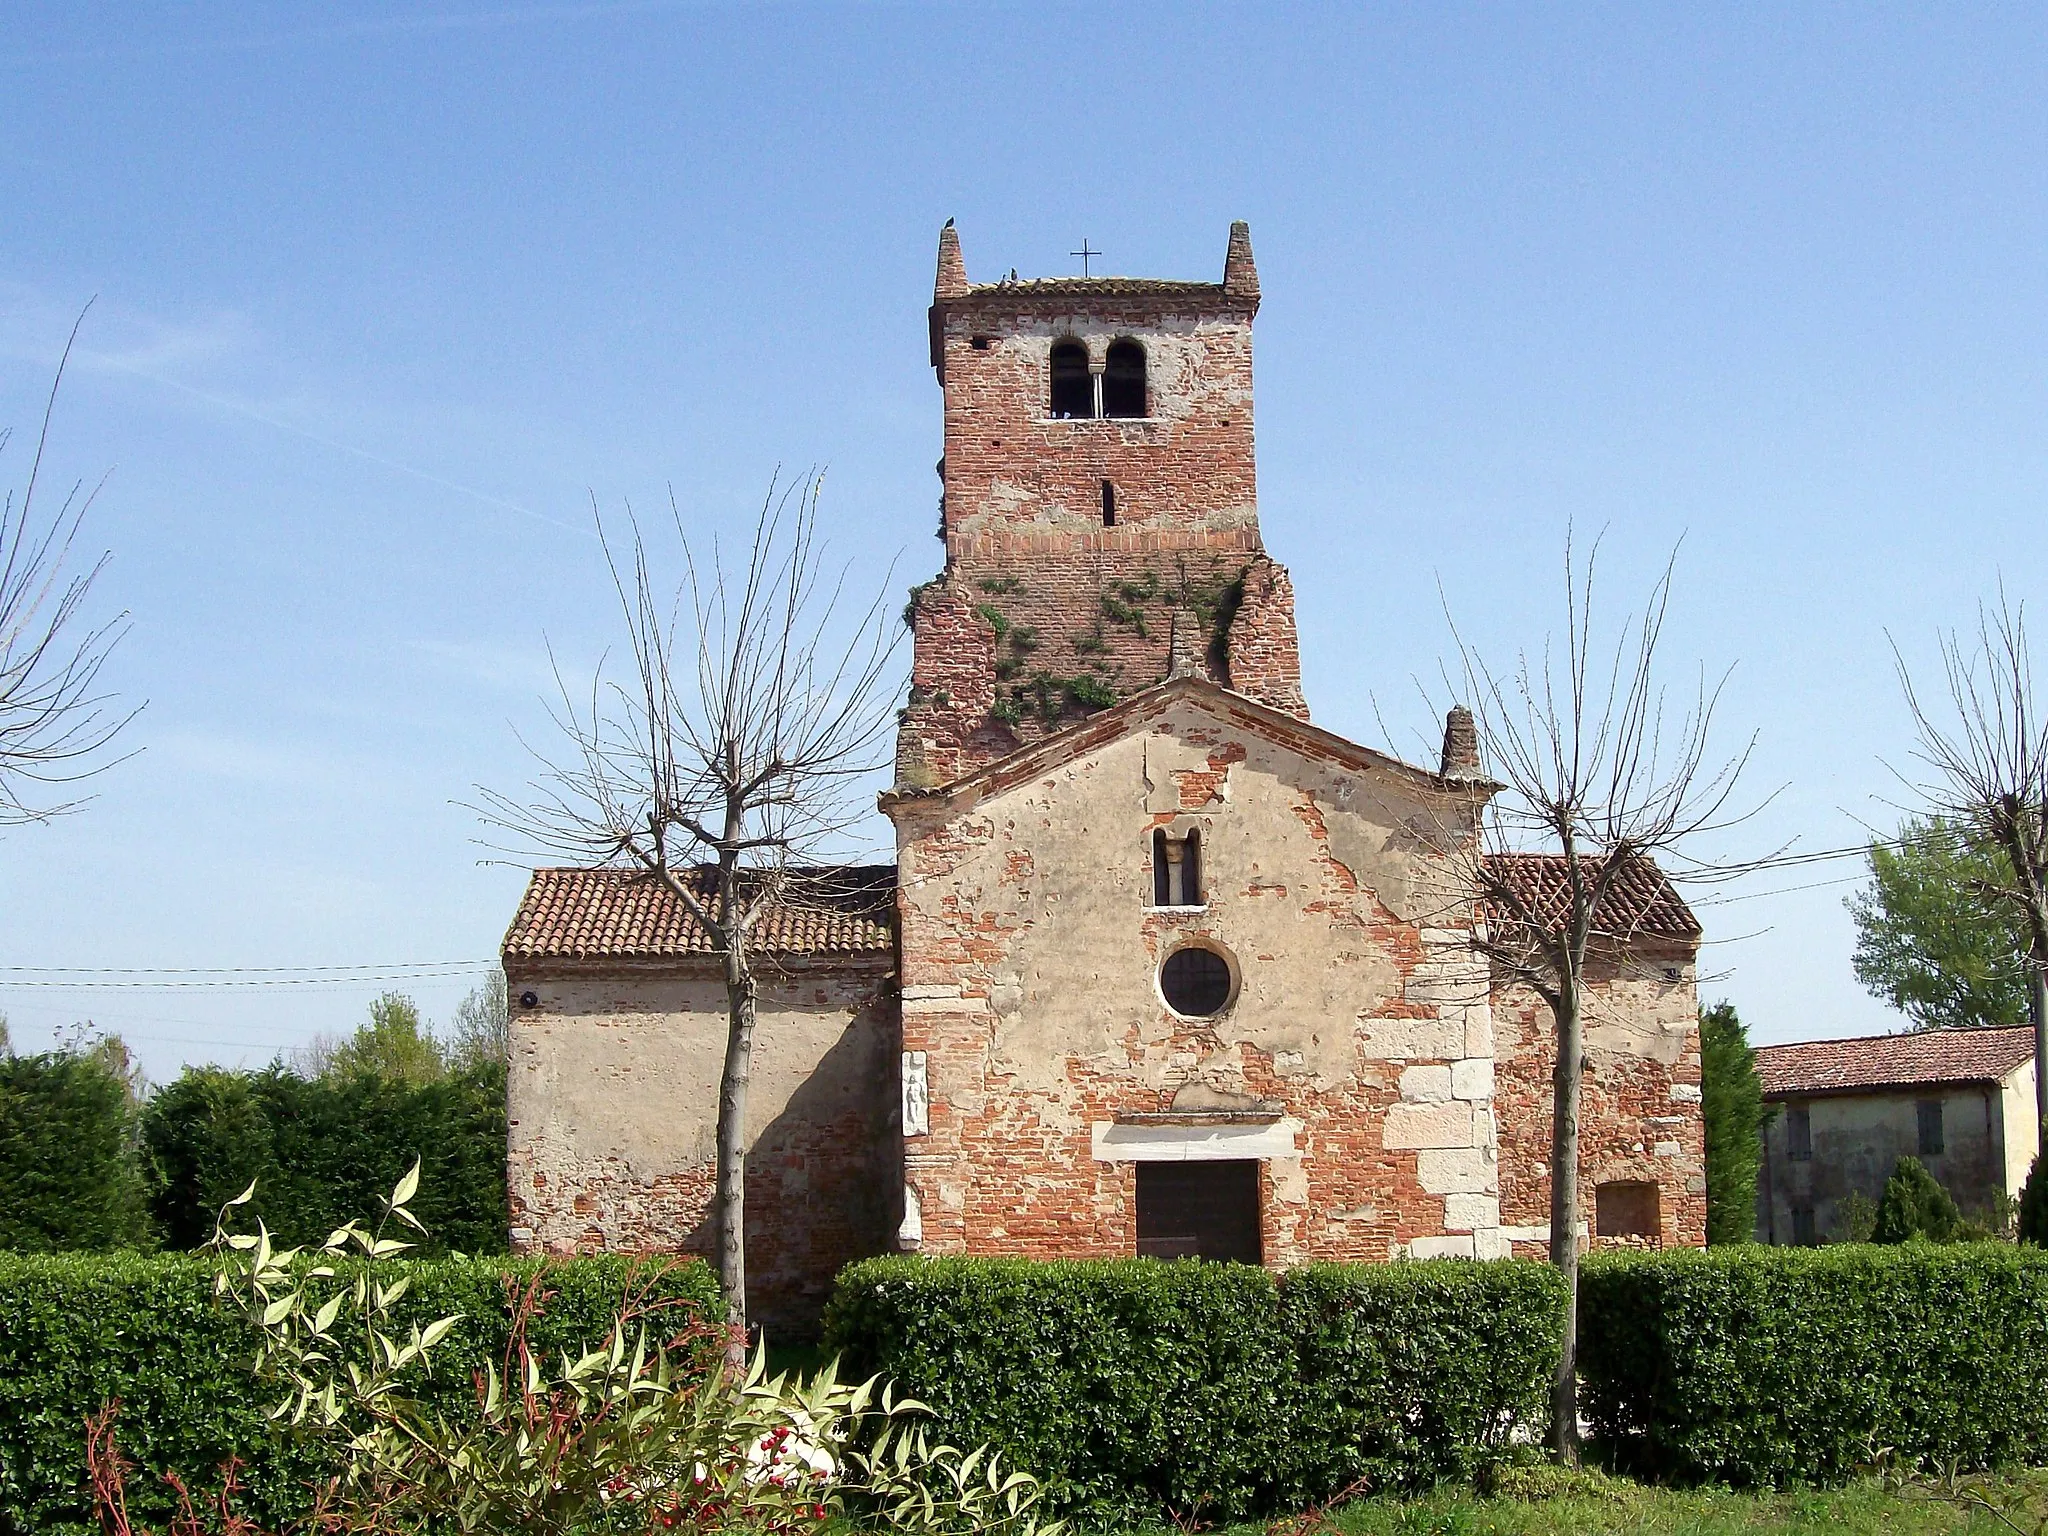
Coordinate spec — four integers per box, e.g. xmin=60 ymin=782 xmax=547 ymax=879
xmin=901 ymin=577 xmax=943 ymax=630
xmin=977 ymin=575 xmax=1023 ymax=595
xmin=1100 ymin=570 xmax=1161 ymax=637
xmin=1099 ymin=565 xmax=1250 ymax=674
xmin=977 ymin=603 xmax=1041 ymax=681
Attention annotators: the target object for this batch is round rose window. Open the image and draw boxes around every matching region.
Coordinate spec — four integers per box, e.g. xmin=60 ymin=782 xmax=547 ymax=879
xmin=1159 ymin=945 xmax=1233 ymax=1017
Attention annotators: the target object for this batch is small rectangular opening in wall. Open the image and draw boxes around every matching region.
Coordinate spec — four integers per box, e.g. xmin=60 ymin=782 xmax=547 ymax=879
xmin=1595 ymin=1180 xmax=1661 ymax=1239
xmin=1786 ymin=1103 xmax=1812 ymax=1161
xmin=1135 ymin=1159 xmax=1261 ymax=1263
xmin=1917 ymin=1097 xmax=1945 ymax=1155
xmin=970 ymin=335 xmax=992 ymax=350
xmin=1101 ymin=479 xmax=1116 ymax=527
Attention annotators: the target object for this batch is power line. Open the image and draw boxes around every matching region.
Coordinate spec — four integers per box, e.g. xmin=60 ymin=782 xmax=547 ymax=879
xmin=0 ymin=960 xmax=494 ymax=975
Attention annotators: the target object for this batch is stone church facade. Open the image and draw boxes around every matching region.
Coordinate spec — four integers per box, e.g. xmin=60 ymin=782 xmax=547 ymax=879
xmin=503 ymin=223 xmax=1707 ymax=1333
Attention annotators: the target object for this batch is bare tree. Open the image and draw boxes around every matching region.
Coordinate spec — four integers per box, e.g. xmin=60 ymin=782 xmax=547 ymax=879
xmin=1892 ymin=593 xmax=2048 ymax=1133
xmin=476 ymin=476 xmax=900 ymax=1351
xmin=1430 ymin=537 xmax=1752 ymax=1462
xmin=2 ymin=310 xmax=138 ymax=822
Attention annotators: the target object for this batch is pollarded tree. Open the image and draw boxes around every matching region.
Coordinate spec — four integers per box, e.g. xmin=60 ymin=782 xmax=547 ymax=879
xmin=1428 ymin=536 xmax=1754 ymax=1461
xmin=477 ymin=477 xmax=899 ymax=1351
xmin=1892 ymin=595 xmax=2048 ymax=1132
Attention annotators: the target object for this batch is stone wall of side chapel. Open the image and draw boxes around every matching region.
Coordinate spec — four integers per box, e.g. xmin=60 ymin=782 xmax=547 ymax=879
xmin=1490 ymin=952 xmax=1708 ymax=1254
xmin=890 ymin=700 xmax=1507 ymax=1264
xmin=503 ymin=955 xmax=899 ymax=1336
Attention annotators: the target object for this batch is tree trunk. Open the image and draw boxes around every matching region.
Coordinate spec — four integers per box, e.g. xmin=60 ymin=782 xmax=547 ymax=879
xmin=2031 ymin=956 xmax=2047 ymax=1137
xmin=1548 ymin=983 xmax=1584 ymax=1464
xmin=715 ymin=933 xmax=757 ymax=1366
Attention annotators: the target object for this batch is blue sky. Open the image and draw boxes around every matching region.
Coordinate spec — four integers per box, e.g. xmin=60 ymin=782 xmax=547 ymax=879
xmin=5 ymin=3 xmax=2047 ymax=1081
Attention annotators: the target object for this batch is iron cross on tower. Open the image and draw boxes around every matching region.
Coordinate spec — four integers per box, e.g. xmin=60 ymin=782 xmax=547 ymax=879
xmin=1071 ymin=239 xmax=1099 ymax=277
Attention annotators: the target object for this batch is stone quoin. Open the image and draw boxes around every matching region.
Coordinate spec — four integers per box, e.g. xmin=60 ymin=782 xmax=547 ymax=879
xmin=502 ymin=223 xmax=1707 ymax=1334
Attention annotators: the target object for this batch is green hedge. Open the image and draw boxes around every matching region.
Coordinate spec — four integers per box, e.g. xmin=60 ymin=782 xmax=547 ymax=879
xmin=141 ymin=1062 xmax=509 ymax=1256
xmin=0 ymin=1250 xmax=720 ymax=1536
xmin=1577 ymin=1243 xmax=2048 ymax=1486
xmin=820 ymin=1256 xmax=1566 ymax=1525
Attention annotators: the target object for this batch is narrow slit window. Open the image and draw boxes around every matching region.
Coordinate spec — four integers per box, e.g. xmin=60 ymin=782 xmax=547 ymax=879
xmin=1049 ymin=340 xmax=1092 ymax=419
xmin=1151 ymin=828 xmax=1202 ymax=907
xmin=1103 ymin=338 xmax=1147 ymax=417
xmin=1101 ymin=479 xmax=1117 ymax=526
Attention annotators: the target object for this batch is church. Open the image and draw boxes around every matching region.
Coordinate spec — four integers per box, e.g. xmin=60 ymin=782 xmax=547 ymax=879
xmin=500 ymin=223 xmax=1708 ymax=1332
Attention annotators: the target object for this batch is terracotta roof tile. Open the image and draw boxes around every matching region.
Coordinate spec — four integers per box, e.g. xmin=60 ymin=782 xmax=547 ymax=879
xmin=1756 ymin=1025 xmax=2036 ymax=1098
xmin=1481 ymin=852 xmax=1701 ymax=942
xmin=503 ymin=866 xmax=895 ymax=961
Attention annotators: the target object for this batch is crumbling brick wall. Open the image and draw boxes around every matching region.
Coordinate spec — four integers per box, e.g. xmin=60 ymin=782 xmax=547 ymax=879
xmin=504 ymin=955 xmax=899 ymax=1335
xmin=1490 ymin=952 xmax=1707 ymax=1254
xmin=900 ymin=225 xmax=1306 ymax=782
xmin=887 ymin=692 xmax=1510 ymax=1263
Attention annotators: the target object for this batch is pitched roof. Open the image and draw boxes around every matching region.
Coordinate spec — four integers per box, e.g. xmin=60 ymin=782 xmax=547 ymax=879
xmin=882 ymin=672 xmax=1465 ymax=812
xmin=502 ymin=866 xmax=895 ymax=962
xmin=1756 ymin=1025 xmax=2036 ymax=1099
xmin=1481 ymin=852 xmax=1701 ymax=943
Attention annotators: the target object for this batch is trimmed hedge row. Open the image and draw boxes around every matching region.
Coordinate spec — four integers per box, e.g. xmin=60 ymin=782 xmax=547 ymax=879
xmin=142 ymin=1062 xmax=509 ymax=1256
xmin=821 ymin=1256 xmax=1567 ymax=1524
xmin=1577 ymin=1243 xmax=2048 ymax=1487
xmin=0 ymin=1250 xmax=720 ymax=1536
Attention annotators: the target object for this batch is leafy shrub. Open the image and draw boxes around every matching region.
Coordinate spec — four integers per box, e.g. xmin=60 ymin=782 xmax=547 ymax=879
xmin=0 ymin=1246 xmax=718 ymax=1535
xmin=1578 ymin=1243 xmax=2048 ymax=1486
xmin=141 ymin=1060 xmax=507 ymax=1255
xmin=1871 ymin=1155 xmax=1963 ymax=1243
xmin=821 ymin=1256 xmax=1567 ymax=1525
xmin=0 ymin=1050 xmax=152 ymax=1253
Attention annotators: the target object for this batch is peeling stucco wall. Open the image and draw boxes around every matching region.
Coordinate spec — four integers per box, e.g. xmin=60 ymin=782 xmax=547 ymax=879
xmin=1490 ymin=953 xmax=1707 ymax=1253
xmin=504 ymin=955 xmax=898 ymax=1334
xmin=1757 ymin=1070 xmax=2037 ymax=1243
xmin=890 ymin=694 xmax=1513 ymax=1262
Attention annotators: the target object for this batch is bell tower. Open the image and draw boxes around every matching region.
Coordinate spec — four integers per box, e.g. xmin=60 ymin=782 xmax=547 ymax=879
xmin=897 ymin=222 xmax=1306 ymax=789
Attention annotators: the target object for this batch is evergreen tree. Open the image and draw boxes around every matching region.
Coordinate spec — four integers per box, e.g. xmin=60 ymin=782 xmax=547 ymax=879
xmin=1700 ymin=1001 xmax=1767 ymax=1244
xmin=1848 ymin=817 xmax=2031 ymax=1032
xmin=2019 ymin=1155 xmax=2048 ymax=1246
xmin=0 ymin=1047 xmax=152 ymax=1250
xmin=1872 ymin=1155 xmax=1964 ymax=1243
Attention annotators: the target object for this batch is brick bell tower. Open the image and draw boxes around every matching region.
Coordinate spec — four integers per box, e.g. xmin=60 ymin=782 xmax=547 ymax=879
xmin=894 ymin=221 xmax=1308 ymax=789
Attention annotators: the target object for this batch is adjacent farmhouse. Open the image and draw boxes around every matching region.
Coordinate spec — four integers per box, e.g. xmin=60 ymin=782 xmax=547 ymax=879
xmin=502 ymin=223 xmax=1710 ymax=1331
xmin=1755 ymin=1024 xmax=2040 ymax=1244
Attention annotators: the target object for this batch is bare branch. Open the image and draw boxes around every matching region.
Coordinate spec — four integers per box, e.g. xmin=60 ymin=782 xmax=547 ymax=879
xmin=0 ymin=306 xmax=142 ymax=824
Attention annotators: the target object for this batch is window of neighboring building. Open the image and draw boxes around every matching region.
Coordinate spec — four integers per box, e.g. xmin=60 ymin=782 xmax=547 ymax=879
xmin=1595 ymin=1180 xmax=1661 ymax=1239
xmin=1917 ymin=1097 xmax=1945 ymax=1156
xmin=1791 ymin=1204 xmax=1817 ymax=1246
xmin=1103 ymin=338 xmax=1147 ymax=418
xmin=1135 ymin=1159 xmax=1261 ymax=1263
xmin=1152 ymin=828 xmax=1202 ymax=907
xmin=1159 ymin=943 xmax=1232 ymax=1017
xmin=1786 ymin=1103 xmax=1812 ymax=1161
xmin=1049 ymin=339 xmax=1091 ymax=419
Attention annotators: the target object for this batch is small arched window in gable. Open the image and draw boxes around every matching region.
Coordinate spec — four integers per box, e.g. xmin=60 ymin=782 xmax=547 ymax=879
xmin=1049 ymin=340 xmax=1092 ymax=419
xmin=1151 ymin=827 xmax=1203 ymax=907
xmin=1103 ymin=339 xmax=1147 ymax=418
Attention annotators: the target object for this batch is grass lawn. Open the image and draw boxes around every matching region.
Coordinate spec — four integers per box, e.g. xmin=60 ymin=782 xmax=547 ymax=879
xmin=1160 ymin=1472 xmax=2048 ymax=1536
